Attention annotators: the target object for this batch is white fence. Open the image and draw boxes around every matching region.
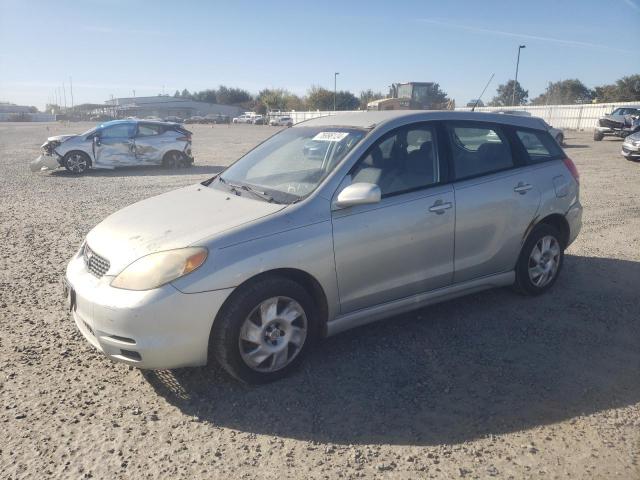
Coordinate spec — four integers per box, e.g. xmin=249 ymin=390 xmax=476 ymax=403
xmin=275 ymin=101 xmax=639 ymax=130
xmin=455 ymin=101 xmax=639 ymax=130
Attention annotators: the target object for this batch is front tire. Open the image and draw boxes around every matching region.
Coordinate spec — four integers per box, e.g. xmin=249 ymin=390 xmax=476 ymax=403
xmin=593 ymin=131 xmax=604 ymax=141
xmin=514 ymin=224 xmax=564 ymax=296
xmin=210 ymin=276 xmax=317 ymax=384
xmin=63 ymin=151 xmax=90 ymax=174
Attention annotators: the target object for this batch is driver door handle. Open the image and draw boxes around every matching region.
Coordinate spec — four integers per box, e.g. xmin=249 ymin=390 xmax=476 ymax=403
xmin=429 ymin=200 xmax=452 ymax=214
xmin=514 ymin=182 xmax=533 ymax=194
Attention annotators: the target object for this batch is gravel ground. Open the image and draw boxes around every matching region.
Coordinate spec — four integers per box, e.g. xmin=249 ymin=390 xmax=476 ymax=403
xmin=1 ymin=122 xmax=639 ymax=480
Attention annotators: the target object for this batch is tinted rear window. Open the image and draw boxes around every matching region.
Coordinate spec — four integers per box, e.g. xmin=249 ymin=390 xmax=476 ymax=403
xmin=516 ymin=129 xmax=564 ymax=164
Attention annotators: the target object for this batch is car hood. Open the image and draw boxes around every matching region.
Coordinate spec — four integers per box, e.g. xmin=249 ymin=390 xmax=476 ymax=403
xmin=624 ymin=131 xmax=640 ymax=142
xmin=46 ymin=134 xmax=79 ymax=143
xmin=86 ymin=184 xmax=286 ymax=274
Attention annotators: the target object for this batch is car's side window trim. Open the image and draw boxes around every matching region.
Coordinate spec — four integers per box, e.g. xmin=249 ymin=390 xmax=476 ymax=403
xmin=443 ymin=120 xmax=517 ymax=183
xmin=347 ymin=121 xmax=443 ymax=200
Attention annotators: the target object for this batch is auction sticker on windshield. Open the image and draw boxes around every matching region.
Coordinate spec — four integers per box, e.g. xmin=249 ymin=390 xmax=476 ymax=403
xmin=312 ymin=131 xmax=350 ymax=142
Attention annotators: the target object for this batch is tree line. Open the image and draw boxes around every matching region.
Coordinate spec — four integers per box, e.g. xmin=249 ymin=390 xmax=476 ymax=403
xmin=173 ymin=85 xmax=387 ymax=112
xmin=484 ymin=74 xmax=640 ymax=107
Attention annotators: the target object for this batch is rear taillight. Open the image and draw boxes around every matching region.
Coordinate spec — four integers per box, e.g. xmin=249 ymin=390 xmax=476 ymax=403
xmin=177 ymin=135 xmax=191 ymax=142
xmin=563 ymin=157 xmax=579 ymax=184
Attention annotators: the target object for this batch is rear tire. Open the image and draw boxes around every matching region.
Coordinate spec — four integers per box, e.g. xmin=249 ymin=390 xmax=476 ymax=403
xmin=210 ymin=276 xmax=318 ymax=384
xmin=162 ymin=151 xmax=187 ymax=168
xmin=514 ymin=224 xmax=564 ymax=296
xmin=593 ymin=131 xmax=604 ymax=141
xmin=63 ymin=151 xmax=90 ymax=174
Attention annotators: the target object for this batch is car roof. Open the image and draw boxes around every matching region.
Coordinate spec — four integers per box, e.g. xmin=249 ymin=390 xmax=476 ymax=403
xmin=99 ymin=119 xmax=181 ymax=128
xmin=295 ymin=110 xmax=548 ymax=131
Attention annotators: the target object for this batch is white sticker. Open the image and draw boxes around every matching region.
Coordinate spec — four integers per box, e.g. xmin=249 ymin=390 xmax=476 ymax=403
xmin=312 ymin=131 xmax=349 ymax=142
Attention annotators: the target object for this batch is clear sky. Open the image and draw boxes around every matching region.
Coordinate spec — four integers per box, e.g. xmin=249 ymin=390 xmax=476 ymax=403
xmin=1 ymin=0 xmax=638 ymax=109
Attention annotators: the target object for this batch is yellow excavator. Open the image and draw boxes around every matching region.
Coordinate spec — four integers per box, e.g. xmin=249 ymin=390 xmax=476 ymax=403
xmin=367 ymin=82 xmax=455 ymax=111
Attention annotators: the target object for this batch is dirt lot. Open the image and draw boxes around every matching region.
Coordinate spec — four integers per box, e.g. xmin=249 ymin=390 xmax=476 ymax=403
xmin=1 ymin=122 xmax=639 ymax=479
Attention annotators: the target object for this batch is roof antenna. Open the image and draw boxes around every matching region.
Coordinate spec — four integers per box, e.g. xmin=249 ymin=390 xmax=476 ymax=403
xmin=472 ymin=73 xmax=494 ymax=112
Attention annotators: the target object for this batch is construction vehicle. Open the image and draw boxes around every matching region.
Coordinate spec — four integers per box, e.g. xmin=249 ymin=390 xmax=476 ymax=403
xmin=367 ymin=82 xmax=454 ymax=111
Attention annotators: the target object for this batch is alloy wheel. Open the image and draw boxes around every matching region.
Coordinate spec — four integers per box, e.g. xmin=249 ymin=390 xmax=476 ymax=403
xmin=238 ymin=296 xmax=308 ymax=372
xmin=528 ymin=235 xmax=561 ymax=288
xmin=66 ymin=153 xmax=87 ymax=173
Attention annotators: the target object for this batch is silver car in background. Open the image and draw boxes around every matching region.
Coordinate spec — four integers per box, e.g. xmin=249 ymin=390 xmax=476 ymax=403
xmin=31 ymin=119 xmax=193 ymax=174
xmin=64 ymin=111 xmax=582 ymax=383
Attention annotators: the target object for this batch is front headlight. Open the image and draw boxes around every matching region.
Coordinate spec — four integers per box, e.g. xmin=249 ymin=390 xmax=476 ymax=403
xmin=111 ymin=247 xmax=208 ymax=291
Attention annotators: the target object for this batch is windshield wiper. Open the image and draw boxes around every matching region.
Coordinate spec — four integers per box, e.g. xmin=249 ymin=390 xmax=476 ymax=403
xmin=219 ymin=177 xmax=274 ymax=203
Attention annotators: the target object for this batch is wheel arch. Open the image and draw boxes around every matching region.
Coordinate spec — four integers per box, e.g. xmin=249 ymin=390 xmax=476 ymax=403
xmin=213 ymin=268 xmax=330 ymax=336
xmin=533 ymin=213 xmax=570 ymax=249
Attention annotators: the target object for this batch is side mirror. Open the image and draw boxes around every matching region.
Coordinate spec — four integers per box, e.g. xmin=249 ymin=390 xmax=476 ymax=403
xmin=335 ymin=182 xmax=381 ymax=209
xmin=93 ymin=135 xmax=101 ymax=146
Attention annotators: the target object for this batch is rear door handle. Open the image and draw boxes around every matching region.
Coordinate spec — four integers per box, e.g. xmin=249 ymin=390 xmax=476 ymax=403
xmin=429 ymin=200 xmax=452 ymax=214
xmin=514 ymin=182 xmax=533 ymax=194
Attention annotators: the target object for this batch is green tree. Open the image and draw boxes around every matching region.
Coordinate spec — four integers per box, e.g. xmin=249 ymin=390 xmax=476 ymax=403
xmin=284 ymin=94 xmax=306 ymax=111
xmin=173 ymin=90 xmax=181 ymax=97
xmin=359 ymin=89 xmax=384 ymax=109
xmin=594 ymin=74 xmax=640 ymax=102
xmin=306 ymin=86 xmax=334 ymax=110
xmin=531 ymin=79 xmax=593 ymax=105
xmin=192 ymin=89 xmax=217 ymax=103
xmin=216 ymin=85 xmax=252 ymax=105
xmin=614 ymin=74 xmax=640 ymax=101
xmin=489 ymin=80 xmax=528 ymax=106
xmin=180 ymin=88 xmax=191 ymax=99
xmin=306 ymin=86 xmax=359 ymax=110
xmin=593 ymin=84 xmax=618 ymax=103
xmin=258 ymin=88 xmax=289 ymax=111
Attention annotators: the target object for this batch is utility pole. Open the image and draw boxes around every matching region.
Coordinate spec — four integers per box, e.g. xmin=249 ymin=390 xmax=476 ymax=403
xmin=62 ymin=82 xmax=67 ymax=110
xmin=69 ymin=76 xmax=74 ymax=109
xmin=333 ymin=72 xmax=340 ymax=111
xmin=133 ymin=89 xmax=136 ymax=98
xmin=512 ymin=45 xmax=526 ymax=106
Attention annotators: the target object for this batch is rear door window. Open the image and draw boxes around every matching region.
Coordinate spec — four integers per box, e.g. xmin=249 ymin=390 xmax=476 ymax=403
xmin=446 ymin=123 xmax=513 ymax=180
xmin=137 ymin=124 xmax=164 ymax=137
xmin=516 ymin=129 xmax=563 ymax=164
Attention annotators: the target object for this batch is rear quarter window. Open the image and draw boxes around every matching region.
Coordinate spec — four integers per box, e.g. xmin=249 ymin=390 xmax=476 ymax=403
xmin=516 ymin=129 xmax=564 ymax=164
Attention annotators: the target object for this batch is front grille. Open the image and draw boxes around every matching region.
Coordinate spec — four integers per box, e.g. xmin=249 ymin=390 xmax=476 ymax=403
xmin=83 ymin=244 xmax=110 ymax=278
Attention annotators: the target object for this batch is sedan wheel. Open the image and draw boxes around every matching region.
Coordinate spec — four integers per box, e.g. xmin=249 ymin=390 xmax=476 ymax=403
xmin=64 ymin=152 xmax=89 ymax=174
xmin=238 ymin=296 xmax=308 ymax=372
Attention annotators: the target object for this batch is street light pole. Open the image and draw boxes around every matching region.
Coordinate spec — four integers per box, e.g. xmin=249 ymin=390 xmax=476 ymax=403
xmin=512 ymin=45 xmax=526 ymax=106
xmin=334 ymin=72 xmax=339 ymax=111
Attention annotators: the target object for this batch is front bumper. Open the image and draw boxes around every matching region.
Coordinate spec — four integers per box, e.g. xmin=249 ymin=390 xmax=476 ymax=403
xmin=621 ymin=143 xmax=640 ymax=158
xmin=65 ymin=253 xmax=233 ymax=369
xmin=30 ymin=154 xmax=60 ymax=172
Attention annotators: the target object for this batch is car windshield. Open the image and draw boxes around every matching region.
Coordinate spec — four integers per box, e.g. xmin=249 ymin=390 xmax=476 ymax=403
xmin=213 ymin=126 xmax=367 ymax=203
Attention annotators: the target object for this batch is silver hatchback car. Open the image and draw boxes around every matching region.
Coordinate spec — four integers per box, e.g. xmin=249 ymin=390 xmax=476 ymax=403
xmin=64 ymin=111 xmax=582 ymax=383
xmin=31 ymin=119 xmax=193 ymax=174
